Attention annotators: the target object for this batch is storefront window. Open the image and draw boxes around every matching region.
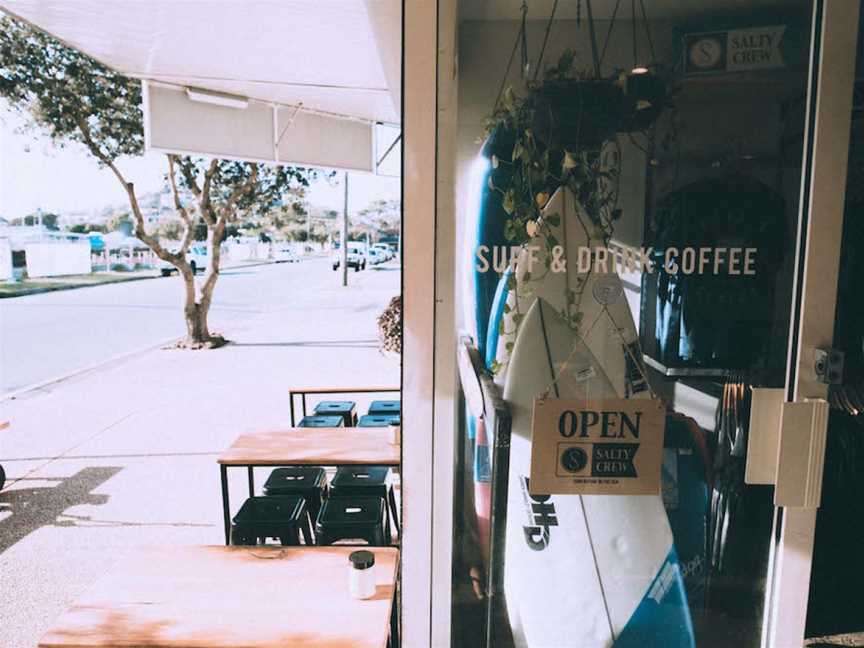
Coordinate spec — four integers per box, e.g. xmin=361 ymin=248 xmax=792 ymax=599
xmin=443 ymin=1 xmax=857 ymax=646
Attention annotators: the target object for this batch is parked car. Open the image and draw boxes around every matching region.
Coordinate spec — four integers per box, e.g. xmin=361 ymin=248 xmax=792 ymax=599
xmin=332 ymin=241 xmax=367 ymax=271
xmin=273 ymin=244 xmax=299 ymax=263
xmin=371 ymin=243 xmax=393 ymax=261
xmin=367 ymin=248 xmax=387 ymax=265
xmin=159 ymin=245 xmax=209 ymax=276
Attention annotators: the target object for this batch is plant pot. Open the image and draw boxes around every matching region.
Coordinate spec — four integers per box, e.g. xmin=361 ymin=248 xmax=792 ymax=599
xmin=530 ymin=80 xmax=626 ymax=151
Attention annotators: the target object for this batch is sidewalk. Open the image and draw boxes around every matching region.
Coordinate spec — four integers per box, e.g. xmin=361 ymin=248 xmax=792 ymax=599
xmin=0 ymin=266 xmax=399 ymax=648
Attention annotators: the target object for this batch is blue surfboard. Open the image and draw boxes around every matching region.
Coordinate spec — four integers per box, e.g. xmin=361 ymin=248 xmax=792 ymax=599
xmin=466 ymin=126 xmax=515 ymax=357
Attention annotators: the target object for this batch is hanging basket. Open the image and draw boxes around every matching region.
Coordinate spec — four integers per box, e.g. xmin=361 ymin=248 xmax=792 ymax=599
xmin=530 ymin=79 xmax=627 ymax=152
xmin=619 ymin=71 xmax=667 ymax=133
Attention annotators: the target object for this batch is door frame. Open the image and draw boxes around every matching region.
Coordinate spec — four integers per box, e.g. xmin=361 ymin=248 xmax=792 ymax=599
xmin=764 ymin=1 xmax=861 ymax=646
xmin=412 ymin=1 xmax=863 ymax=647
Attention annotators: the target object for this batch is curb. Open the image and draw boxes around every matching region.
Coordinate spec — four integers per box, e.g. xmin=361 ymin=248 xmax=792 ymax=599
xmin=0 ymin=335 xmax=182 ymax=403
xmin=0 ymin=273 xmax=158 ymax=299
xmin=0 ymin=259 xmax=286 ymax=299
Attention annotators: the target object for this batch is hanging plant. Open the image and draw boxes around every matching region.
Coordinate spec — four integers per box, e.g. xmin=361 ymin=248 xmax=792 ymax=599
xmin=484 ymin=50 xmax=629 ymax=250
xmin=377 ymin=295 xmax=402 ymax=355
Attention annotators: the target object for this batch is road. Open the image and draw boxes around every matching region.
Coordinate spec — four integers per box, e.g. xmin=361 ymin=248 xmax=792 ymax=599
xmin=0 ymin=258 xmax=385 ymax=394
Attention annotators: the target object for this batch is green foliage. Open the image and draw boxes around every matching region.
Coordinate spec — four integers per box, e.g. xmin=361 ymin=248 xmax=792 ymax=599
xmin=11 ymin=212 xmax=58 ymax=229
xmin=0 ymin=15 xmax=143 ymax=161
xmin=484 ymin=50 xmax=622 ymax=249
xmin=157 ymin=220 xmax=184 ymax=241
xmin=69 ymin=223 xmax=106 ymax=234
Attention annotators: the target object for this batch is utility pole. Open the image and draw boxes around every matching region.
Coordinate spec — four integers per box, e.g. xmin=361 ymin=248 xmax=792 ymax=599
xmin=341 ymin=172 xmax=349 ymax=287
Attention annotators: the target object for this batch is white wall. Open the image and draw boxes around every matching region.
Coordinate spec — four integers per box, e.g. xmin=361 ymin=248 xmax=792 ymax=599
xmin=224 ymin=242 xmax=271 ymax=261
xmin=25 ymin=243 xmax=91 ymax=278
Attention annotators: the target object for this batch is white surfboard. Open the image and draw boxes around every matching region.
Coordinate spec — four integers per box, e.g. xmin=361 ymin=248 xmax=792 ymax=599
xmin=492 ymin=188 xmax=648 ymax=400
xmin=503 ymin=299 xmax=694 ymax=648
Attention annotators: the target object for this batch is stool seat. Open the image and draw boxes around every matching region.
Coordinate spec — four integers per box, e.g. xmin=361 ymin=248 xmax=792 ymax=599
xmin=330 ymin=466 xmax=399 ymax=543
xmin=368 ymin=400 xmax=400 ymax=416
xmin=299 ymin=415 xmax=344 ymax=428
xmin=315 ymin=496 xmax=387 ymax=546
xmin=263 ymin=466 xmax=327 ymax=524
xmin=330 ymin=465 xmax=391 ymax=495
xmin=313 ymin=401 xmax=357 ymax=427
xmin=358 ymin=414 xmax=401 ymax=427
xmin=231 ymin=496 xmax=313 ymax=546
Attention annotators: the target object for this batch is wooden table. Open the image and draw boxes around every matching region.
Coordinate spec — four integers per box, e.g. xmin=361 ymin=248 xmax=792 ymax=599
xmin=218 ymin=427 xmax=400 ymax=544
xmin=39 ymin=545 xmax=399 ymax=648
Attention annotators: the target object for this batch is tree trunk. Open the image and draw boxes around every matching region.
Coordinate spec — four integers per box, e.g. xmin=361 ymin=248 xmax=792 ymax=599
xmin=178 ymin=264 xmax=225 ymax=349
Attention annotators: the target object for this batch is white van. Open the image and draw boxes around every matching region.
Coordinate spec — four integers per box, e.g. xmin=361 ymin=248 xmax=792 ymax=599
xmin=332 ymin=241 xmax=367 ymax=271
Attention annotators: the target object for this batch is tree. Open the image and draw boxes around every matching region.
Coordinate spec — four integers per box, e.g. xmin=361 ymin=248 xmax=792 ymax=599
xmin=11 ymin=211 xmax=58 ymax=229
xmin=0 ymin=15 xmax=320 ymax=347
xmin=69 ymin=223 xmax=107 ymax=234
xmin=357 ymin=199 xmax=400 ymax=239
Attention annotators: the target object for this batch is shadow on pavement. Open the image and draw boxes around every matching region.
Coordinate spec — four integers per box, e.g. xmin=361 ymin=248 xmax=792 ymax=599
xmin=0 ymin=466 xmax=121 ymax=554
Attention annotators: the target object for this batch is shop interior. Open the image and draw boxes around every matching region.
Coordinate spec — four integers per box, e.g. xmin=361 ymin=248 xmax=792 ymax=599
xmin=446 ymin=1 xmax=864 ymax=646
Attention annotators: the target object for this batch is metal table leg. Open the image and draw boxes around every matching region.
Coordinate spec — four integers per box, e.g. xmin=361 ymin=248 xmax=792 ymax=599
xmin=388 ymin=486 xmax=400 ymax=540
xmin=220 ymin=464 xmax=231 ymax=545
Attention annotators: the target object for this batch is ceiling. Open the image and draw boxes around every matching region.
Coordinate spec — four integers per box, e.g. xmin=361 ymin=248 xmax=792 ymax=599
xmin=0 ymin=0 xmax=401 ymax=124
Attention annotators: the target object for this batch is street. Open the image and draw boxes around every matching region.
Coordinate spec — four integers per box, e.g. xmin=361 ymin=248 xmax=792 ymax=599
xmin=0 ymin=258 xmax=382 ymax=394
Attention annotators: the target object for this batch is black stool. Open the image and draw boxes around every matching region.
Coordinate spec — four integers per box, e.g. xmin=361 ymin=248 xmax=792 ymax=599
xmin=330 ymin=465 xmax=399 ymax=541
xmin=358 ymin=414 xmax=400 ymax=427
xmin=263 ymin=466 xmax=327 ymax=524
xmin=313 ymin=401 xmax=357 ymax=427
xmin=315 ymin=496 xmax=387 ymax=546
xmin=368 ymin=400 xmax=400 ymax=416
xmin=231 ymin=496 xmax=313 ymax=546
xmin=298 ymin=415 xmax=344 ymax=428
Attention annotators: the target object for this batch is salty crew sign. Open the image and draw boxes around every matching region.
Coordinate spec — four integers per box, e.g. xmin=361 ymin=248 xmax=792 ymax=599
xmin=530 ymin=398 xmax=665 ymax=496
xmin=684 ymin=25 xmax=786 ymax=75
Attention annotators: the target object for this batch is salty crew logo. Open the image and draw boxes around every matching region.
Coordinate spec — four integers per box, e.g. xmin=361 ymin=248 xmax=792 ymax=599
xmin=519 ymin=475 xmax=558 ymax=551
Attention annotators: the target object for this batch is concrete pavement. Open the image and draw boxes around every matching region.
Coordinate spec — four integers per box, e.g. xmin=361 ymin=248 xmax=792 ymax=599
xmin=0 ymin=258 xmax=366 ymax=394
xmin=0 ymin=262 xmax=400 ymax=648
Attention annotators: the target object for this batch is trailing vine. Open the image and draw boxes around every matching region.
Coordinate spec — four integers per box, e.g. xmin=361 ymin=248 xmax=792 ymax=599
xmin=484 ymin=50 xmax=624 ymax=253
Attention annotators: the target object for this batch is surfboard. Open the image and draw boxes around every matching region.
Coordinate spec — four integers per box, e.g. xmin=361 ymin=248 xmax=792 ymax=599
xmin=491 ymin=188 xmax=648 ymax=399
xmin=503 ymin=298 xmax=695 ymax=648
xmin=462 ymin=126 xmax=516 ymax=358
xmin=485 ymin=266 xmax=513 ymax=371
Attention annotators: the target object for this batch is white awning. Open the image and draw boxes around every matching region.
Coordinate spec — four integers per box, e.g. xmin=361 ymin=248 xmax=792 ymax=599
xmin=1 ymin=0 xmax=401 ymax=172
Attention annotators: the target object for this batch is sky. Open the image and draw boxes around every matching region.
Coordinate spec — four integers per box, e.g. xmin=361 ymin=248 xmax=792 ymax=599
xmin=0 ymin=107 xmax=400 ymax=221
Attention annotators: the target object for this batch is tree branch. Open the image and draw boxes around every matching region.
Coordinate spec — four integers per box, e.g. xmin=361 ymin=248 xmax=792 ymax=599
xmin=75 ymin=116 xmax=182 ymax=265
xmin=178 ymin=158 xmax=202 ymax=198
xmin=200 ymin=158 xmax=219 ymax=225
xmin=221 ymin=163 xmax=259 ymax=220
xmin=167 ymin=155 xmax=197 ymax=255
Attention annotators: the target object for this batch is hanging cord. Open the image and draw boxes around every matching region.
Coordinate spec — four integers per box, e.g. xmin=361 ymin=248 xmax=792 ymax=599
xmin=492 ymin=1 xmax=530 ymax=113
xmin=533 ymin=0 xmax=559 ymax=82
xmin=520 ymin=1 xmax=530 ymax=79
xmin=584 ymin=0 xmax=602 ymax=78
xmin=638 ymin=0 xmax=657 ymax=64
xmin=599 ymin=0 xmax=623 ymax=69
xmin=631 ymin=0 xmax=638 ymax=70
